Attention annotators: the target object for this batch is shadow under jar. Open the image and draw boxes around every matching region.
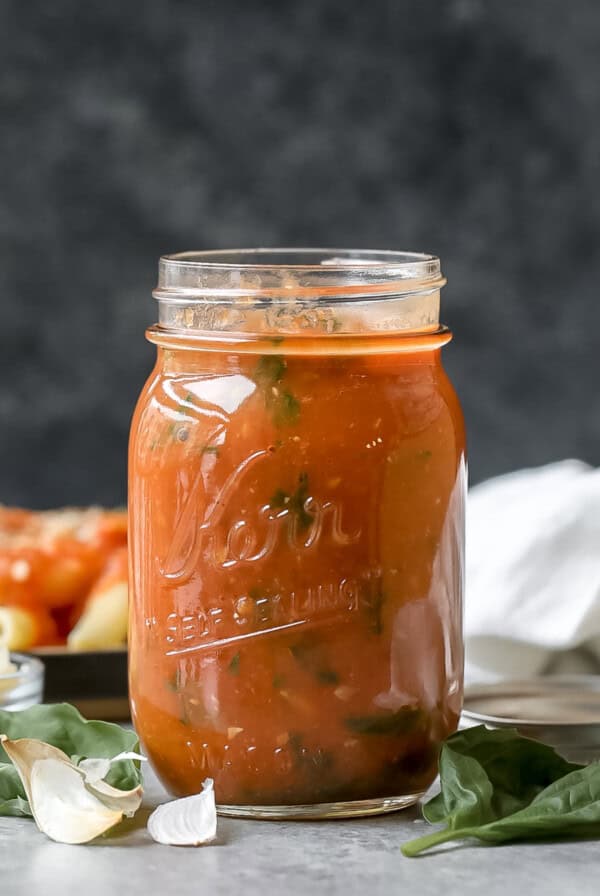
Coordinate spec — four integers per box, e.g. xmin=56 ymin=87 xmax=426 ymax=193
xmin=128 ymin=249 xmax=466 ymax=819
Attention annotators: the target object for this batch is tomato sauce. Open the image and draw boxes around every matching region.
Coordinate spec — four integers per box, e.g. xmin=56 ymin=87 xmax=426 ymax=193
xmin=129 ymin=328 xmax=466 ymax=812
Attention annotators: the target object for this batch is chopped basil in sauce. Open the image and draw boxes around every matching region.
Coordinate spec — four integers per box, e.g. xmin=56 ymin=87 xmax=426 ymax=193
xmin=253 ymin=355 xmax=300 ymax=427
xmin=363 ymin=583 xmax=385 ymax=635
xmin=315 ymin=668 xmax=340 ymax=686
xmin=290 ymin=638 xmax=339 ymax=686
xmin=270 ymin=488 xmax=288 ymax=508
xmin=166 ymin=668 xmax=182 ymax=692
xmin=273 ymin=390 xmax=300 ymax=426
xmin=254 ymin=355 xmax=286 ymax=386
xmin=270 ymin=472 xmax=314 ymax=531
xmin=288 ymin=732 xmax=335 ymax=777
xmin=344 ymin=707 xmax=424 ymax=736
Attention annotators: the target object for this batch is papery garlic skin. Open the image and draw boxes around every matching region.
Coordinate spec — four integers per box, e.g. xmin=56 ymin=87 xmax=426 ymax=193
xmin=1 ymin=736 xmax=72 ymax=805
xmin=79 ymin=751 xmax=146 ymax=785
xmin=86 ymin=776 xmax=143 ymax=816
xmin=30 ymin=758 xmax=124 ymax=844
xmin=148 ymin=778 xmax=217 ymax=846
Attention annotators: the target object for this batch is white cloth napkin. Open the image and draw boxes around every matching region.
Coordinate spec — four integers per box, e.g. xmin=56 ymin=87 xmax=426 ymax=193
xmin=465 ymin=460 xmax=600 ymax=683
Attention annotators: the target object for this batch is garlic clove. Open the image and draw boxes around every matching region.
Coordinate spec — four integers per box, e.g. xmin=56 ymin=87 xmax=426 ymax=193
xmin=78 ymin=757 xmax=111 ymax=782
xmin=147 ymin=778 xmax=217 ymax=846
xmin=79 ymin=751 xmax=146 ymax=785
xmin=1 ymin=736 xmax=72 ymax=805
xmin=86 ymin=777 xmax=143 ymax=816
xmin=30 ymin=758 xmax=123 ymax=844
xmin=1 ymin=735 xmax=144 ymax=843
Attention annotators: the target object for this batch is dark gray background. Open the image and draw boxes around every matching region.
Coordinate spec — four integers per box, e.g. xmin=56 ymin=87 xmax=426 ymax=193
xmin=2 ymin=0 xmax=599 ymax=508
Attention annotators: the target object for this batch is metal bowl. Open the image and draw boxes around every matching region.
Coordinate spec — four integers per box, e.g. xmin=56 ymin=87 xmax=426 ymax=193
xmin=0 ymin=652 xmax=45 ymax=711
xmin=462 ymin=675 xmax=600 ymax=764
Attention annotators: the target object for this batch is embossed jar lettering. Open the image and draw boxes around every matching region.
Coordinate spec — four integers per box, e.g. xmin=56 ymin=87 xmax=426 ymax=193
xmin=159 ymin=450 xmax=361 ymax=581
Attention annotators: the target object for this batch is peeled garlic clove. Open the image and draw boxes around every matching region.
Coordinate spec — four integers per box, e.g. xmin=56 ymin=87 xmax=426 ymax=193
xmin=78 ymin=757 xmax=111 ymax=782
xmin=1 ymin=736 xmax=72 ymax=805
xmin=148 ymin=778 xmax=217 ymax=846
xmin=80 ymin=751 xmax=145 ymax=814
xmin=86 ymin=777 xmax=143 ymax=816
xmin=79 ymin=751 xmax=146 ymax=785
xmin=30 ymin=758 xmax=124 ymax=844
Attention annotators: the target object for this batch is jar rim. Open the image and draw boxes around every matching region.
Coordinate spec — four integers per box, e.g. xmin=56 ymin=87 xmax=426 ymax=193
xmin=153 ymin=248 xmax=446 ymax=339
xmin=160 ymin=247 xmax=439 ymax=273
xmin=155 ymin=248 xmax=445 ymax=302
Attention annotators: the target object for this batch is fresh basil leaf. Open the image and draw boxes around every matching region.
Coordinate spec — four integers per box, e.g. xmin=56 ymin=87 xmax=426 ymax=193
xmin=405 ymin=762 xmax=600 ymax=855
xmin=483 ymin=762 xmax=600 ymax=840
xmin=0 ymin=764 xmax=29 ymax=817
xmin=423 ymin=725 xmax=581 ymax=826
xmin=0 ymin=703 xmax=142 ymax=816
xmin=424 ymin=745 xmax=495 ymax=829
xmin=0 ymin=796 xmax=30 ymax=817
xmin=403 ymin=725 xmax=587 ymax=857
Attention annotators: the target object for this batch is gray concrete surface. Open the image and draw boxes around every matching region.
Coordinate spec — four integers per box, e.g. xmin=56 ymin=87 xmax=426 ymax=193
xmin=1 ymin=761 xmax=597 ymax=896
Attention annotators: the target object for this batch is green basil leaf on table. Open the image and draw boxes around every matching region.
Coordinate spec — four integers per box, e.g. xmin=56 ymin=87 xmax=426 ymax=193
xmin=404 ymin=762 xmax=600 ymax=855
xmin=402 ymin=725 xmax=585 ymax=857
xmin=478 ymin=763 xmax=600 ymax=840
xmin=424 ymin=725 xmax=580 ymax=825
xmin=0 ymin=703 xmax=142 ymax=817
xmin=0 ymin=763 xmax=29 ymax=817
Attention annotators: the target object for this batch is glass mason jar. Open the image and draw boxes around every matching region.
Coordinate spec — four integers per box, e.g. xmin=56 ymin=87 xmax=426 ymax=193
xmin=129 ymin=249 xmax=466 ymax=819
